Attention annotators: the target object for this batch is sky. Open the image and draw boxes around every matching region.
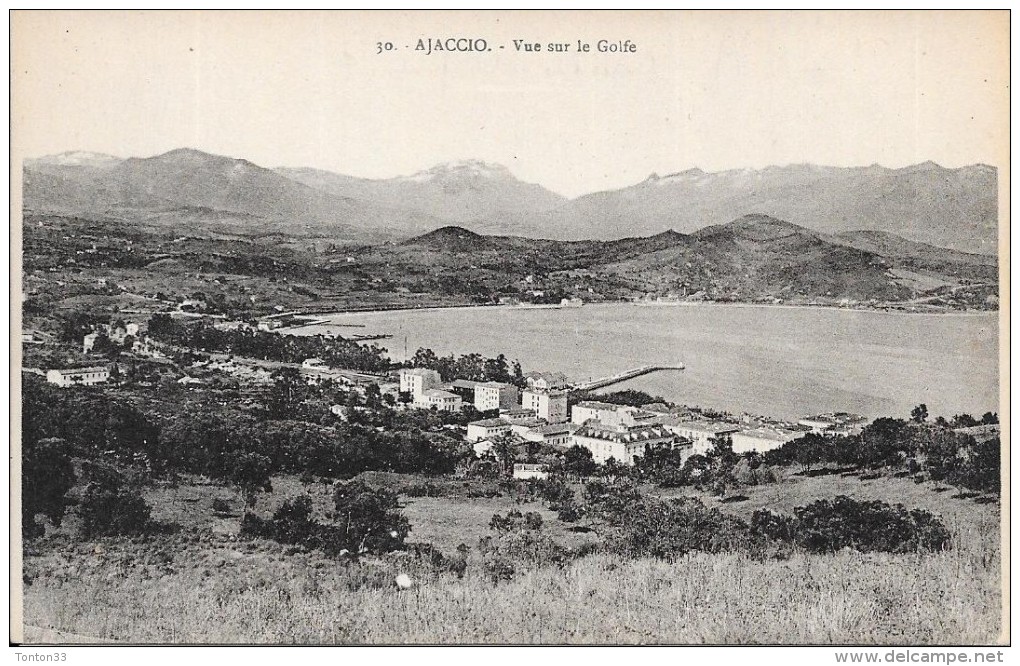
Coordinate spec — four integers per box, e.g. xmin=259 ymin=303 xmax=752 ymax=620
xmin=12 ymin=10 xmax=1009 ymax=198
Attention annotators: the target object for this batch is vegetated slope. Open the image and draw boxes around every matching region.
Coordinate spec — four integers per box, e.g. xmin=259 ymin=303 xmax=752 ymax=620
xmin=23 ymin=149 xmax=444 ymax=241
xmin=482 ymin=163 xmax=997 ymax=255
xmin=372 ymin=216 xmax=995 ymax=303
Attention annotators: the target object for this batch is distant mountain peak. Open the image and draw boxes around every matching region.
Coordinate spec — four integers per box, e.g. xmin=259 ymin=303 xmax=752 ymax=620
xmin=29 ymin=151 xmax=121 ymax=168
xmin=398 ymin=160 xmax=514 ymax=183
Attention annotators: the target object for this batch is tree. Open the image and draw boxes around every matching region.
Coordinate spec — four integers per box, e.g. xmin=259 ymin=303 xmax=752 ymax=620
xmin=230 ymin=452 xmax=273 ymax=507
xmin=910 ymin=404 xmax=929 ymax=424
xmin=22 ymin=437 xmax=76 ymax=538
xmin=77 ymin=471 xmax=153 ymax=538
xmin=492 ymin=432 xmax=518 ymax=476
xmin=562 ymin=445 xmax=597 ymax=479
xmin=332 ymin=479 xmax=410 ymax=553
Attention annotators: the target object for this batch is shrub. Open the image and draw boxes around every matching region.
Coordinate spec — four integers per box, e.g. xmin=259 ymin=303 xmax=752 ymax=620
xmin=211 ymin=497 xmax=233 ymax=515
xmin=792 ymin=496 xmax=951 ymax=553
xmin=611 ymin=496 xmax=753 ymax=560
xmin=22 ymin=437 xmax=76 ymax=538
xmin=77 ymin=477 xmax=153 ymax=538
xmin=332 ymin=479 xmax=410 ymax=553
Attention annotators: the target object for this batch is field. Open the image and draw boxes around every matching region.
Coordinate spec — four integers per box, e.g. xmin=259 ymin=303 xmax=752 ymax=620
xmin=21 ymin=471 xmax=1003 ymax=645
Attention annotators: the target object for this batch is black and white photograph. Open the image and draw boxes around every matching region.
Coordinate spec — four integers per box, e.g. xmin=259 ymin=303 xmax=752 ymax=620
xmin=10 ymin=10 xmax=1009 ymax=648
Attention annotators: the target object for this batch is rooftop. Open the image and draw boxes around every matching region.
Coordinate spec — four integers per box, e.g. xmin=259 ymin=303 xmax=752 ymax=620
xmin=673 ymin=419 xmax=741 ymax=434
xmin=575 ymin=400 xmax=627 ymax=411
xmin=50 ymin=366 xmax=109 ymax=375
xmin=478 ymin=381 xmax=517 ymax=390
xmin=469 ymin=418 xmax=510 ymax=428
xmin=422 ymin=389 xmax=458 ymax=399
xmin=735 ymin=427 xmax=802 ymax=442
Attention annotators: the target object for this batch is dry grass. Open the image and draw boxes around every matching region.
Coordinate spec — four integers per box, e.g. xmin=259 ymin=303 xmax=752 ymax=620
xmin=21 ymin=473 xmax=1003 ymax=645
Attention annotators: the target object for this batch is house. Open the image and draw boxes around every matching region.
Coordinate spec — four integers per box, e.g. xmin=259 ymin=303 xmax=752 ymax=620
xmin=522 ymin=388 xmax=568 ymax=423
xmin=798 ymin=413 xmax=870 ymax=436
xmin=524 ymin=371 xmax=569 ymax=390
xmin=664 ymin=419 xmax=741 ymax=455
xmin=570 ymin=422 xmax=677 ymax=465
xmin=571 ymin=401 xmax=663 ymax=428
xmin=474 ymin=381 xmax=519 ymax=412
xmin=302 ymin=358 xmax=330 ymax=371
xmin=256 ymin=317 xmax=284 ymax=331
xmin=571 ymin=400 xmax=625 ymax=425
xmin=83 ymin=331 xmax=99 ymax=353
xmin=448 ymin=379 xmax=479 ymax=401
xmin=473 ymin=438 xmax=496 ymax=457
xmin=731 ymin=426 xmax=806 ymax=454
xmin=399 ymin=367 xmax=442 ymax=399
xmin=418 ymin=389 xmax=463 ymax=412
xmin=467 ymin=418 xmax=512 ymax=442
xmin=516 ymin=422 xmax=574 ymax=447
xmin=499 ymin=407 xmax=538 ymax=424
xmin=45 ymin=366 xmax=110 ymax=387
xmin=513 ymin=463 xmax=550 ymax=481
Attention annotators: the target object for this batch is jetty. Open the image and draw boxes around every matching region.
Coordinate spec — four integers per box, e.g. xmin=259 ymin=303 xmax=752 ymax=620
xmin=570 ymin=364 xmax=686 ymax=391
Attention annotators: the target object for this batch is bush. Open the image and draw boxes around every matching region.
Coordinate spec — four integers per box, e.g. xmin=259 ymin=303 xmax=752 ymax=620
xmin=23 ymin=437 xmax=76 ymax=538
xmin=77 ymin=478 xmax=153 ymax=538
xmin=791 ymin=496 xmax=951 ymax=553
xmin=611 ymin=496 xmax=753 ymax=560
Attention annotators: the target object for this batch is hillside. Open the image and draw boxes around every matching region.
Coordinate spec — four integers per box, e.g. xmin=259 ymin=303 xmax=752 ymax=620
xmin=23 ymin=149 xmax=443 ymax=242
xmin=479 ymin=163 xmax=998 ymax=255
xmin=24 ymin=149 xmax=997 ymax=253
xmin=275 ymin=160 xmax=566 ymax=232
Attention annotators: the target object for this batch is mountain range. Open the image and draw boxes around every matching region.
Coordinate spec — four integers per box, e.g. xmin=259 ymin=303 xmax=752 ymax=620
xmin=23 ymin=148 xmax=998 ymax=254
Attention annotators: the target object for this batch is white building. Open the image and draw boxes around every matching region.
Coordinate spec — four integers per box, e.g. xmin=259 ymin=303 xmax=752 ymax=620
xmin=516 ymin=422 xmax=574 ymax=447
xmin=83 ymin=331 xmax=99 ymax=353
xmin=731 ymin=427 xmax=805 ymax=454
xmin=46 ymin=366 xmax=110 ymax=387
xmin=418 ymin=388 xmax=463 ymax=412
xmin=570 ymin=422 xmax=678 ymax=465
xmin=474 ymin=382 xmax=519 ymax=412
xmin=664 ymin=420 xmax=741 ymax=455
xmin=513 ymin=463 xmax=550 ymax=481
xmin=302 ymin=358 xmax=330 ymax=371
xmin=797 ymin=413 xmax=870 ymax=437
xmin=467 ymin=418 xmax=512 ymax=442
xmin=522 ymin=388 xmax=568 ymax=423
xmin=399 ymin=367 xmax=442 ymax=399
xmin=571 ymin=401 xmax=664 ymax=428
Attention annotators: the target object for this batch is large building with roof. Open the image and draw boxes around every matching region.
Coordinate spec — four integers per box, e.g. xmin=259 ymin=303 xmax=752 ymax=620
xmin=665 ymin=420 xmax=741 ymax=455
xmin=570 ymin=422 xmax=679 ymax=465
xmin=46 ymin=366 xmax=110 ymax=387
xmin=731 ymin=426 xmax=806 ymax=454
xmin=474 ymin=381 xmax=519 ymax=411
xmin=522 ymin=388 xmax=568 ymax=423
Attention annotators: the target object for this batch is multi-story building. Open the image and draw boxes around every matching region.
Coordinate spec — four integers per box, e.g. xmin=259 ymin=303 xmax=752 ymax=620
xmin=399 ymin=368 xmax=442 ymax=399
xmin=467 ymin=417 xmax=512 ymax=442
xmin=45 ymin=366 xmax=110 ymax=387
xmin=571 ymin=401 xmax=663 ymax=428
xmin=665 ymin=419 xmax=741 ymax=455
xmin=516 ymin=422 xmax=574 ymax=448
xmin=418 ymin=388 xmax=463 ymax=412
xmin=522 ymin=388 xmax=568 ymax=423
xmin=474 ymin=381 xmax=519 ymax=412
xmin=731 ymin=426 xmax=805 ymax=454
xmin=570 ymin=422 xmax=679 ymax=465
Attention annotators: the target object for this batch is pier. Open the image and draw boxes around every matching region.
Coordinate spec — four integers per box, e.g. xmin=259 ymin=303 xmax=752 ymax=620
xmin=569 ymin=364 xmax=686 ymax=391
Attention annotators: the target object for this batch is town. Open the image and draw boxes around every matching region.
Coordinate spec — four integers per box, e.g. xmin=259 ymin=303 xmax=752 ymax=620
xmin=26 ymin=309 xmax=1000 ymax=486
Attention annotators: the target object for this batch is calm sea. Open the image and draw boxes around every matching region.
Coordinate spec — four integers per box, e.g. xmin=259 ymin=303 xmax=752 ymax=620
xmin=291 ymin=303 xmax=999 ymax=422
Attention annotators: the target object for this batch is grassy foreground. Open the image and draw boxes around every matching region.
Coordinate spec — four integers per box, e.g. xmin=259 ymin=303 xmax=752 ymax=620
xmin=23 ymin=514 xmax=1001 ymax=644
xmin=22 ymin=470 xmax=1003 ymax=644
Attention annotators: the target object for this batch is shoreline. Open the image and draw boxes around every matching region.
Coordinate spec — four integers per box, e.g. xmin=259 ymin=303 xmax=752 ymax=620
xmin=285 ymin=299 xmax=999 ymax=326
